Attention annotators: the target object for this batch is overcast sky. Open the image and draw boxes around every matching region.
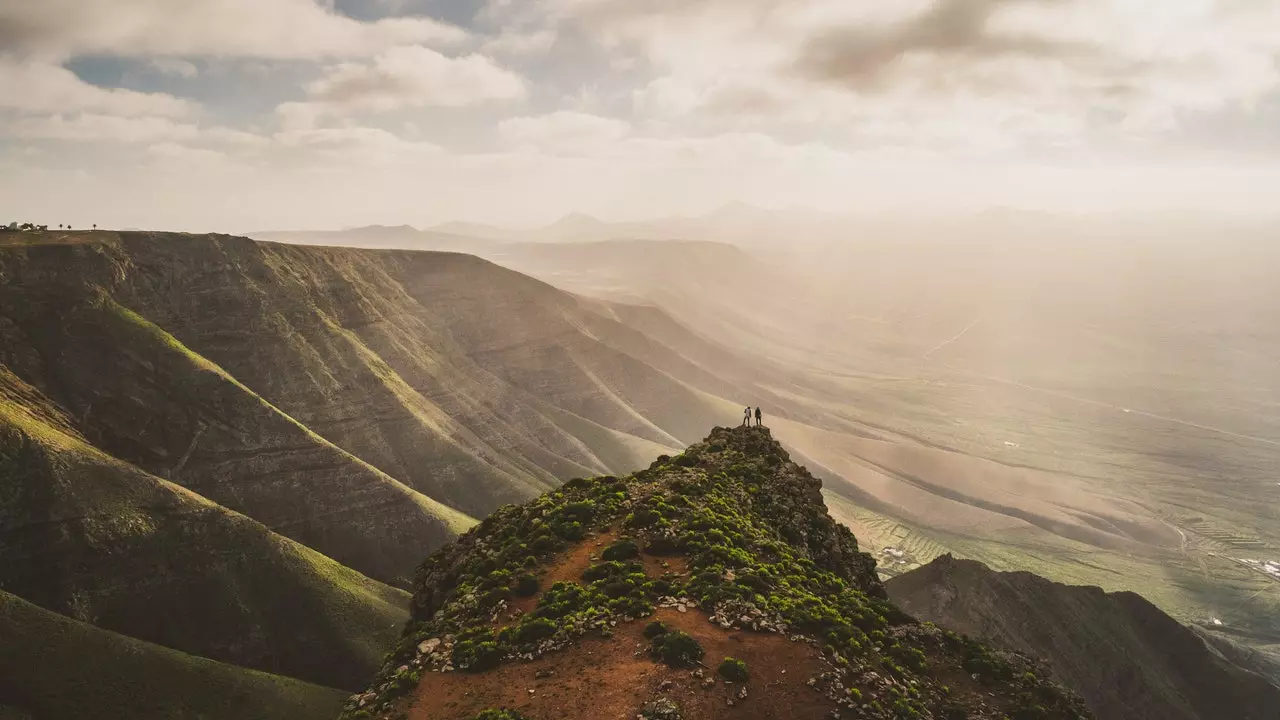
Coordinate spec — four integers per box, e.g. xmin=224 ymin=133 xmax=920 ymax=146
xmin=2 ymin=0 xmax=1279 ymax=230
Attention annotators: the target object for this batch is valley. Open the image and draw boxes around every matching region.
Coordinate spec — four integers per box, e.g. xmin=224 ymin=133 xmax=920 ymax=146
xmin=2 ymin=223 xmax=1278 ymax=718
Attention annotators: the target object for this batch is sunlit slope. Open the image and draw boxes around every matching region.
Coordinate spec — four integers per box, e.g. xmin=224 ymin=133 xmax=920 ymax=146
xmin=0 ymin=232 xmax=738 ymax=573
xmin=0 ymin=367 xmax=410 ymax=690
xmin=0 ymin=250 xmax=466 ymax=585
xmin=465 ymin=232 xmax=1280 ymax=654
xmin=0 ymin=589 xmax=346 ymax=720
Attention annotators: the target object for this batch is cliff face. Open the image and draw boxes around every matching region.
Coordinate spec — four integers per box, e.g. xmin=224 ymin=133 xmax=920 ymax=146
xmin=349 ymin=427 xmax=1090 ymax=720
xmin=886 ymin=555 xmax=1280 ymax=720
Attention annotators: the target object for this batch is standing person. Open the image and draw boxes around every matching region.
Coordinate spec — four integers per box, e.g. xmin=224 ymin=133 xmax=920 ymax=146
xmin=754 ymin=407 xmax=762 ymax=427
xmin=742 ymin=406 xmax=751 ymax=427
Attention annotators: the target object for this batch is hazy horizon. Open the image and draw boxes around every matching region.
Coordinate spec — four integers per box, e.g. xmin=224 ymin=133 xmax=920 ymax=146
xmin=3 ymin=0 xmax=1280 ymax=230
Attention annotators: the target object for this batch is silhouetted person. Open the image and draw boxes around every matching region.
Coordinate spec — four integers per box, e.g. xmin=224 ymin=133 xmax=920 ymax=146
xmin=754 ymin=407 xmax=762 ymax=427
xmin=742 ymin=406 xmax=751 ymax=427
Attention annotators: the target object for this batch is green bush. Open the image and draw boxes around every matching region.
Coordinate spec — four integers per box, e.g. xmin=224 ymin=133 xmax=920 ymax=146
xmin=717 ymin=657 xmax=748 ymax=682
xmin=514 ymin=573 xmax=540 ymax=597
xmin=602 ymin=538 xmax=640 ymax=561
xmin=650 ymin=630 xmax=704 ymax=667
xmin=643 ymin=620 xmax=668 ymax=639
xmin=452 ymin=628 xmax=502 ymax=672
xmin=514 ymin=617 xmax=557 ymax=644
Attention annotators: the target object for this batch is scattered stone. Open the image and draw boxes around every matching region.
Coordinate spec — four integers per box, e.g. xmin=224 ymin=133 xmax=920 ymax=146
xmin=658 ymin=680 xmax=674 ymax=691
xmin=535 ymin=669 xmax=555 ymax=679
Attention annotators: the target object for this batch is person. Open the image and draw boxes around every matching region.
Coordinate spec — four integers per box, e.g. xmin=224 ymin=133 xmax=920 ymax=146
xmin=742 ymin=406 xmax=751 ymax=427
xmin=754 ymin=407 xmax=762 ymax=427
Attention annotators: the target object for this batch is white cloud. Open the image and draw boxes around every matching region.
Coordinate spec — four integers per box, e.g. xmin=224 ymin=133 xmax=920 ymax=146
xmin=274 ymin=126 xmax=443 ymax=165
xmin=0 ymin=60 xmax=194 ymax=117
xmin=0 ymin=0 xmax=467 ymax=61
xmin=149 ymin=58 xmax=199 ymax=78
xmin=3 ymin=113 xmax=268 ymax=148
xmin=146 ymin=142 xmax=244 ymax=171
xmin=277 ymin=45 xmax=526 ymax=128
xmin=530 ymin=0 xmax=1280 ymax=152
xmin=499 ymin=111 xmax=630 ymax=153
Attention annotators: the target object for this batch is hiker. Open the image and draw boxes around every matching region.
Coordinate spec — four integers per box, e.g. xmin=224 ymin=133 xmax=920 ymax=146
xmin=742 ymin=406 xmax=751 ymax=427
xmin=754 ymin=407 xmax=762 ymax=427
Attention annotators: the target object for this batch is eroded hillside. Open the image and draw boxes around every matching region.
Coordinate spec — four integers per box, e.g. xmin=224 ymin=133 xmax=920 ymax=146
xmin=348 ymin=427 xmax=1090 ymax=720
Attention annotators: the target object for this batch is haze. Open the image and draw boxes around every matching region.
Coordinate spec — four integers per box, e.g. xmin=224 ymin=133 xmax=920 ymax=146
xmin=3 ymin=0 xmax=1280 ymax=230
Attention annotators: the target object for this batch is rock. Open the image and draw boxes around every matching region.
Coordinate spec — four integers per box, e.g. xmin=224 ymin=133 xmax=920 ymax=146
xmin=535 ymin=669 xmax=555 ymax=679
xmin=659 ymin=680 xmax=674 ymax=691
xmin=418 ymin=638 xmax=441 ymax=654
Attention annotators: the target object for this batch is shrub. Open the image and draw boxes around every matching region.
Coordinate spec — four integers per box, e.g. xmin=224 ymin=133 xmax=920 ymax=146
xmin=514 ymin=617 xmax=558 ymax=644
xmin=514 ymin=573 xmax=540 ymax=597
xmin=643 ymin=620 xmax=669 ymax=639
xmin=452 ymin=629 xmax=502 ymax=672
xmin=644 ymin=536 xmax=681 ymax=556
xmin=717 ymin=657 xmax=748 ymax=682
xmin=602 ymin=538 xmax=640 ymax=561
xmin=650 ymin=630 xmax=704 ymax=667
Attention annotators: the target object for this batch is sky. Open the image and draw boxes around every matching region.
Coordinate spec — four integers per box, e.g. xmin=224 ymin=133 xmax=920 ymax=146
xmin=2 ymin=0 xmax=1279 ymax=231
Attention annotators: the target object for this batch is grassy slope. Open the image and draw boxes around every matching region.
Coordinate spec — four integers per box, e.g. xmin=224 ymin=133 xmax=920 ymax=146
xmin=886 ymin=556 xmax=1280 ymax=720
xmin=0 ymin=589 xmax=345 ymax=720
xmin=0 ymin=368 xmax=411 ymax=690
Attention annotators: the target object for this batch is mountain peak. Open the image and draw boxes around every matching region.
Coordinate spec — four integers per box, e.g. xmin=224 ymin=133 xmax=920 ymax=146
xmin=346 ymin=426 xmax=1090 ymax=720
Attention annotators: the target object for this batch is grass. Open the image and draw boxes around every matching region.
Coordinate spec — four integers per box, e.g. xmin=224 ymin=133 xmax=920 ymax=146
xmin=0 ymin=589 xmax=346 ymax=720
xmin=0 ymin=377 xmax=414 ymax=690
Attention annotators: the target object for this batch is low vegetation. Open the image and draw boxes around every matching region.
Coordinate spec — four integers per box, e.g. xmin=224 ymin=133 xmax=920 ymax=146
xmin=717 ymin=657 xmax=749 ymax=682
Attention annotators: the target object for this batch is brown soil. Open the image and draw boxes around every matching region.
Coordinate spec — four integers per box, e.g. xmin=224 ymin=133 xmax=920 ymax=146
xmin=406 ymin=532 xmax=840 ymax=720
xmin=403 ymin=607 xmax=840 ymax=720
xmin=506 ymin=530 xmax=618 ymax=618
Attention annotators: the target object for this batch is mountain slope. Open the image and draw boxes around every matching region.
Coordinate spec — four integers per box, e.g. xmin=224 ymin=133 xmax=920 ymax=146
xmin=346 ymin=427 xmax=1090 ymax=720
xmin=0 ymin=366 xmax=410 ymax=690
xmin=0 ymin=589 xmax=345 ymax=720
xmin=886 ymin=555 xmax=1280 ymax=720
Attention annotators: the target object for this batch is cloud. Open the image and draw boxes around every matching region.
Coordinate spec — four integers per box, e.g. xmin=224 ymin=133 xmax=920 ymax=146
xmin=277 ymin=45 xmax=526 ymax=128
xmin=499 ymin=111 xmax=630 ymax=153
xmin=529 ymin=0 xmax=1280 ymax=151
xmin=0 ymin=59 xmax=195 ymax=116
xmin=2 ymin=113 xmax=268 ymax=148
xmin=149 ymin=58 xmax=199 ymax=78
xmin=274 ymin=126 xmax=444 ymax=164
xmin=795 ymin=0 xmax=1087 ymax=89
xmin=146 ymin=142 xmax=244 ymax=171
xmin=0 ymin=0 xmax=466 ymax=61
xmin=309 ymin=46 xmax=525 ymax=108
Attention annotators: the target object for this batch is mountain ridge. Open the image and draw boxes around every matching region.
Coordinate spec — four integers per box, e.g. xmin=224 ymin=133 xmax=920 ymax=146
xmin=347 ymin=426 xmax=1091 ymax=720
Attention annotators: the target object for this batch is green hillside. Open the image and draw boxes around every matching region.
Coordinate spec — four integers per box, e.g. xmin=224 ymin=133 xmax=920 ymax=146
xmin=0 ymin=367 xmax=410 ymax=690
xmin=0 ymin=589 xmax=345 ymax=720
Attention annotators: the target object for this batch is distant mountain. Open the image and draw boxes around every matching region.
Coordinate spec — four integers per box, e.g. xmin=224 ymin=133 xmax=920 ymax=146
xmin=345 ymin=427 xmax=1090 ymax=720
xmin=886 ymin=555 xmax=1280 ymax=720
